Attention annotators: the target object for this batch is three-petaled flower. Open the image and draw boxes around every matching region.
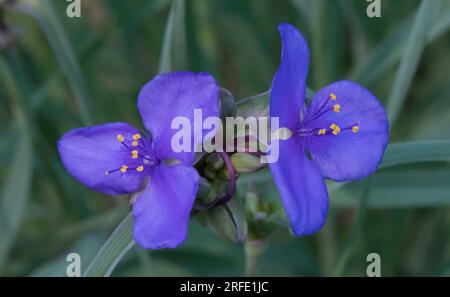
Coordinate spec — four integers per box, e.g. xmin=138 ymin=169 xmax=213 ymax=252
xmin=269 ymin=24 xmax=389 ymax=236
xmin=58 ymin=72 xmax=219 ymax=249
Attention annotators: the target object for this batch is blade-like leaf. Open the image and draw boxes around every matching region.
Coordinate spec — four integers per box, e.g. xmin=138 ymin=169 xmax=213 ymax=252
xmin=0 ymin=113 xmax=32 ymax=272
xmin=14 ymin=0 xmax=94 ymax=125
xmin=159 ymin=0 xmax=186 ymax=73
xmin=350 ymin=2 xmax=450 ymax=86
xmin=387 ymin=0 xmax=441 ymax=124
xmin=27 ymin=0 xmax=169 ymax=110
xmin=380 ymin=140 xmax=450 ymax=168
xmin=0 ymin=56 xmax=33 ymax=272
xmin=83 ymin=213 xmax=135 ymax=277
xmin=332 ymin=167 xmax=450 ymax=208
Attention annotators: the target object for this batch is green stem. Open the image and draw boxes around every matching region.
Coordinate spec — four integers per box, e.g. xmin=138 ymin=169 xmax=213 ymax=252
xmin=244 ymin=239 xmax=266 ymax=276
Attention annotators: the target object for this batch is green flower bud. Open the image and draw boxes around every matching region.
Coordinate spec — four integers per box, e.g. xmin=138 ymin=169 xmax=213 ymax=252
xmin=197 ymin=177 xmax=210 ymax=197
xmin=219 ymin=88 xmax=237 ymax=119
xmin=231 ymin=153 xmax=265 ymax=174
xmin=203 ymin=167 xmax=217 ymax=180
xmin=196 ymin=179 xmax=218 ymax=206
xmin=205 ymin=153 xmax=224 ymax=171
xmin=218 ymin=167 xmax=230 ymax=180
xmin=206 ymin=199 xmax=247 ymax=244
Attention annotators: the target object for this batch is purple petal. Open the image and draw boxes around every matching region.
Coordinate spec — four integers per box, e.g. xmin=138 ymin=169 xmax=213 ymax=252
xmin=270 ymin=23 xmax=310 ymax=130
xmin=137 ymin=72 xmax=219 ymax=165
xmin=269 ymin=138 xmax=328 ymax=236
xmin=57 ymin=123 xmax=146 ymax=195
xmin=303 ymin=80 xmax=389 ymax=181
xmin=132 ymin=164 xmax=199 ymax=249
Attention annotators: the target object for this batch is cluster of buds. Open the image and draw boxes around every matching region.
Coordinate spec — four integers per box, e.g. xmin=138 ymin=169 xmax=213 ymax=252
xmin=192 ymin=89 xmax=281 ymax=244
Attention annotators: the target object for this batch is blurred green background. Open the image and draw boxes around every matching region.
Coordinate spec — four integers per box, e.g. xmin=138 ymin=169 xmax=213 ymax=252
xmin=0 ymin=0 xmax=449 ymax=276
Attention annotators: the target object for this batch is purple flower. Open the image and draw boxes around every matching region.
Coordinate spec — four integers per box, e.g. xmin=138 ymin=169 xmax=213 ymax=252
xmin=269 ymin=24 xmax=389 ymax=236
xmin=58 ymin=72 xmax=219 ymax=249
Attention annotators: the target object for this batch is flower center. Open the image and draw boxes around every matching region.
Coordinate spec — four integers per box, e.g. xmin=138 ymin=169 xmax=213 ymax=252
xmin=296 ymin=93 xmax=360 ymax=139
xmin=104 ymin=133 xmax=159 ymax=176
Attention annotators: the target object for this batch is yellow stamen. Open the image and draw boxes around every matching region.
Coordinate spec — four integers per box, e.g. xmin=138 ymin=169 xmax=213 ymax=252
xmin=333 ymin=104 xmax=341 ymax=113
xmin=136 ymin=166 xmax=144 ymax=172
xmin=132 ymin=141 xmax=139 ymax=147
xmin=133 ymin=134 xmax=141 ymax=140
xmin=317 ymin=129 xmax=327 ymax=135
xmin=120 ymin=165 xmax=128 ymax=173
xmin=131 ymin=150 xmax=138 ymax=159
xmin=330 ymin=93 xmax=337 ymax=101
xmin=330 ymin=123 xmax=341 ymax=135
xmin=116 ymin=134 xmax=124 ymax=142
xmin=352 ymin=126 xmax=359 ymax=133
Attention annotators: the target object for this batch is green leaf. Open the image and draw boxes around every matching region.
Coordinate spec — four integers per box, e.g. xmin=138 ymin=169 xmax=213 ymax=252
xmin=332 ymin=167 xmax=450 ymax=208
xmin=16 ymin=0 xmax=94 ymax=125
xmin=30 ymin=235 xmax=105 ymax=277
xmin=28 ymin=0 xmax=169 ymax=111
xmin=0 ymin=113 xmax=32 ymax=272
xmin=332 ymin=139 xmax=450 ymax=275
xmin=350 ymin=3 xmax=450 ymax=86
xmin=380 ymin=140 xmax=450 ymax=168
xmin=83 ymin=213 xmax=135 ymax=277
xmin=0 ymin=56 xmax=33 ymax=272
xmin=386 ymin=0 xmax=441 ymax=124
xmin=158 ymin=0 xmax=186 ymax=73
xmin=328 ymin=140 xmax=450 ymax=193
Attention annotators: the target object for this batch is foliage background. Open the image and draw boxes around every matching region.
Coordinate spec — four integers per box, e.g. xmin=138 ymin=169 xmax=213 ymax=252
xmin=0 ymin=0 xmax=449 ymax=276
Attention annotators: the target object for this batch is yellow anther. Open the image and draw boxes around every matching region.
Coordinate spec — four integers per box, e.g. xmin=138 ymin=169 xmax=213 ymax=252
xmin=333 ymin=104 xmax=341 ymax=113
xmin=116 ymin=134 xmax=124 ymax=142
xmin=317 ymin=129 xmax=327 ymax=135
xmin=136 ymin=166 xmax=144 ymax=172
xmin=132 ymin=141 xmax=139 ymax=147
xmin=330 ymin=123 xmax=341 ymax=135
xmin=330 ymin=93 xmax=337 ymax=101
xmin=352 ymin=126 xmax=359 ymax=133
xmin=120 ymin=165 xmax=128 ymax=173
xmin=131 ymin=150 xmax=138 ymax=159
xmin=133 ymin=134 xmax=141 ymax=140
